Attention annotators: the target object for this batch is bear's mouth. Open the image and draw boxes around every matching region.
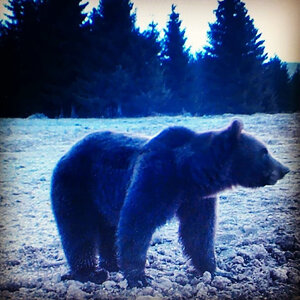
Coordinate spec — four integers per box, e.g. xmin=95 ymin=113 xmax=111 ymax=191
xmin=266 ymin=170 xmax=282 ymax=185
xmin=267 ymin=177 xmax=278 ymax=185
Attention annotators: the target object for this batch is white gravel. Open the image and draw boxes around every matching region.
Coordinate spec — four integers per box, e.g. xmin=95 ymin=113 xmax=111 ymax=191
xmin=0 ymin=113 xmax=299 ymax=299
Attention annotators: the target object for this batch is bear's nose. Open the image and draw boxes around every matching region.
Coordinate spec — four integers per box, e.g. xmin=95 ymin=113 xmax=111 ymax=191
xmin=280 ymin=165 xmax=290 ymax=177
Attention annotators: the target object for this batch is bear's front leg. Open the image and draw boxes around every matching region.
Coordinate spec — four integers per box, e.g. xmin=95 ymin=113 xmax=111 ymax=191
xmin=117 ymin=192 xmax=177 ymax=287
xmin=177 ymin=196 xmax=217 ymax=274
xmin=117 ymin=154 xmax=179 ymax=287
xmin=117 ymin=206 xmax=154 ymax=288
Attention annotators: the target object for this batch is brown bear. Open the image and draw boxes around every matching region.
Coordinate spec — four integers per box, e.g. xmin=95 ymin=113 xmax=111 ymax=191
xmin=51 ymin=119 xmax=289 ymax=287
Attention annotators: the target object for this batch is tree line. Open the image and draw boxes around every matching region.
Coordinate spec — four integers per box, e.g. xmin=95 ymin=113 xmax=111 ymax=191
xmin=0 ymin=0 xmax=299 ymax=118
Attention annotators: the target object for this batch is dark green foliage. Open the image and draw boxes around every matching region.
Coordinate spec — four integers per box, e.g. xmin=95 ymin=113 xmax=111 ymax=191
xmin=189 ymin=52 xmax=213 ymax=114
xmin=0 ymin=0 xmax=43 ymax=116
xmin=0 ymin=0 xmax=298 ymax=117
xmin=264 ymin=56 xmax=291 ymax=112
xmin=162 ymin=5 xmax=191 ymax=113
xmin=289 ymin=67 xmax=300 ymax=111
xmin=0 ymin=0 xmax=88 ymax=117
xmin=203 ymin=0 xmax=274 ymax=114
xmin=72 ymin=1 xmax=168 ymax=117
xmin=37 ymin=0 xmax=88 ymax=117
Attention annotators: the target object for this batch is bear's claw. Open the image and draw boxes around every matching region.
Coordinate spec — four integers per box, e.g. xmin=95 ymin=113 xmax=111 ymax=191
xmin=61 ymin=269 xmax=108 ymax=284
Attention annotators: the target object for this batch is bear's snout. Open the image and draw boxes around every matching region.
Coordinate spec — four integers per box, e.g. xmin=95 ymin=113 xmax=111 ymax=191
xmin=279 ymin=164 xmax=290 ymax=178
xmin=268 ymin=161 xmax=289 ymax=185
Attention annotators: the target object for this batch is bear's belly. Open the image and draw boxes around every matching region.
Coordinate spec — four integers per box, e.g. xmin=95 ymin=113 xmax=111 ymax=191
xmin=93 ymin=167 xmax=132 ymax=226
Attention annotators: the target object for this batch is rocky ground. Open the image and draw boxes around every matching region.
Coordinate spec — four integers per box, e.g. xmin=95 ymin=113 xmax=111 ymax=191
xmin=0 ymin=113 xmax=299 ymax=299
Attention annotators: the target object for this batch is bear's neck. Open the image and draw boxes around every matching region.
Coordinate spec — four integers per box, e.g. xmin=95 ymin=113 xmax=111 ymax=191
xmin=187 ymin=152 xmax=235 ymax=197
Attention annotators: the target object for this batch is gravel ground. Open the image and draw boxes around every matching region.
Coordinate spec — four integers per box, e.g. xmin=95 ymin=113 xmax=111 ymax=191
xmin=0 ymin=113 xmax=299 ymax=299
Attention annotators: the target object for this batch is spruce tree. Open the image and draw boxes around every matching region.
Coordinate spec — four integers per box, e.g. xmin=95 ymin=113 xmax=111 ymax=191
xmin=290 ymin=67 xmax=300 ymax=111
xmin=0 ymin=0 xmax=88 ymax=117
xmin=204 ymin=0 xmax=271 ymax=113
xmin=98 ymin=0 xmax=136 ymax=72
xmin=74 ymin=0 xmax=166 ymax=117
xmin=265 ymin=56 xmax=290 ymax=112
xmin=162 ymin=4 xmax=191 ymax=113
xmin=38 ymin=0 xmax=88 ymax=117
xmin=1 ymin=0 xmax=43 ymax=116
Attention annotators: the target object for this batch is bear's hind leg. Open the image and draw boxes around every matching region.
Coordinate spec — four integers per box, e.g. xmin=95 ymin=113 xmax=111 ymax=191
xmin=177 ymin=196 xmax=217 ymax=274
xmin=98 ymin=217 xmax=119 ymax=272
xmin=52 ymin=194 xmax=108 ymax=284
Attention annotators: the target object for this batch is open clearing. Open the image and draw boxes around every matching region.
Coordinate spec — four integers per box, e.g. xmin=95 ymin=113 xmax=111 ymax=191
xmin=0 ymin=113 xmax=299 ymax=299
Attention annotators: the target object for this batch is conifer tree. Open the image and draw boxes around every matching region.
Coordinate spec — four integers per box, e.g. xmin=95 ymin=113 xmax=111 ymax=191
xmin=74 ymin=0 xmax=166 ymax=117
xmin=204 ymin=0 xmax=272 ymax=113
xmin=265 ymin=56 xmax=290 ymax=112
xmin=98 ymin=0 xmax=136 ymax=72
xmin=38 ymin=0 xmax=88 ymax=117
xmin=162 ymin=4 xmax=191 ymax=113
xmin=0 ymin=0 xmax=43 ymax=116
xmin=0 ymin=0 xmax=88 ymax=117
xmin=290 ymin=67 xmax=300 ymax=111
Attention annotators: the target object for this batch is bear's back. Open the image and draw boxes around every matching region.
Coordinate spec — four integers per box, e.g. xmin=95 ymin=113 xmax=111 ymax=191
xmin=51 ymin=131 xmax=147 ymax=224
xmin=55 ymin=131 xmax=146 ymax=172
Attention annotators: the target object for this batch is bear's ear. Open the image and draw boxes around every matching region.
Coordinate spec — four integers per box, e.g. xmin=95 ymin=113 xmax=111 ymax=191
xmin=227 ymin=119 xmax=243 ymax=140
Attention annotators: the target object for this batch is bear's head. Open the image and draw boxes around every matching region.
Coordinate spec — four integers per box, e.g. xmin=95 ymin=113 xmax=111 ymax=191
xmin=144 ymin=120 xmax=289 ymax=193
xmin=225 ymin=119 xmax=290 ymax=188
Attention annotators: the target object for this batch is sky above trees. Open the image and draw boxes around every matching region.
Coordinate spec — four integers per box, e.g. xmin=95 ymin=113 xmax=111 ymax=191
xmin=0 ymin=0 xmax=299 ymax=61
xmin=79 ymin=0 xmax=300 ymax=62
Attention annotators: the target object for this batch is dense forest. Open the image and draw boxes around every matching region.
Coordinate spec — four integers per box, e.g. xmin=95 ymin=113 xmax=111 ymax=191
xmin=0 ymin=0 xmax=299 ymax=118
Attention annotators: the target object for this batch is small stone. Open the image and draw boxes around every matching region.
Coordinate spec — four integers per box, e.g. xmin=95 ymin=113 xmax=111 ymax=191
xmin=113 ymin=272 xmax=124 ymax=282
xmin=154 ymin=278 xmax=173 ymax=291
xmin=237 ymin=274 xmax=248 ymax=282
xmin=141 ymin=286 xmax=154 ymax=296
xmin=252 ymin=259 xmax=262 ymax=267
xmin=52 ymin=281 xmax=67 ymax=296
xmin=251 ymin=244 xmax=268 ymax=260
xmin=7 ymin=259 xmax=21 ymax=266
xmin=211 ymin=276 xmax=231 ymax=289
xmin=66 ymin=283 xmax=89 ymax=300
xmin=151 ymin=235 xmax=164 ymax=245
xmin=218 ymin=234 xmax=236 ymax=244
xmin=237 ymin=249 xmax=251 ymax=262
xmin=152 ymin=292 xmax=163 ymax=298
xmin=81 ymin=281 xmax=97 ymax=294
xmin=207 ymin=285 xmax=217 ymax=294
xmin=136 ymin=296 xmax=161 ymax=300
xmin=190 ymin=277 xmax=200 ymax=285
xmin=157 ymin=249 xmax=165 ymax=255
xmin=102 ymin=280 xmax=116 ymax=290
xmin=287 ymin=269 xmax=300 ymax=284
xmin=182 ymin=284 xmax=193 ymax=298
xmin=284 ymin=251 xmax=294 ymax=259
xmin=231 ymin=256 xmax=244 ymax=265
xmin=202 ymin=271 xmax=212 ymax=284
xmin=275 ymin=235 xmax=297 ymax=251
xmin=196 ymin=288 xmax=208 ymax=298
xmin=0 ymin=281 xmax=21 ymax=292
xmin=270 ymin=268 xmax=288 ymax=282
xmin=241 ymin=225 xmax=258 ymax=236
xmin=271 ymin=248 xmax=287 ymax=264
xmin=175 ymin=274 xmax=188 ymax=285
xmin=196 ymin=282 xmax=206 ymax=291
xmin=172 ymin=292 xmax=183 ymax=298
xmin=118 ymin=279 xmax=128 ymax=289
xmin=220 ymin=248 xmax=237 ymax=260
xmin=294 ymin=251 xmax=300 ymax=259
